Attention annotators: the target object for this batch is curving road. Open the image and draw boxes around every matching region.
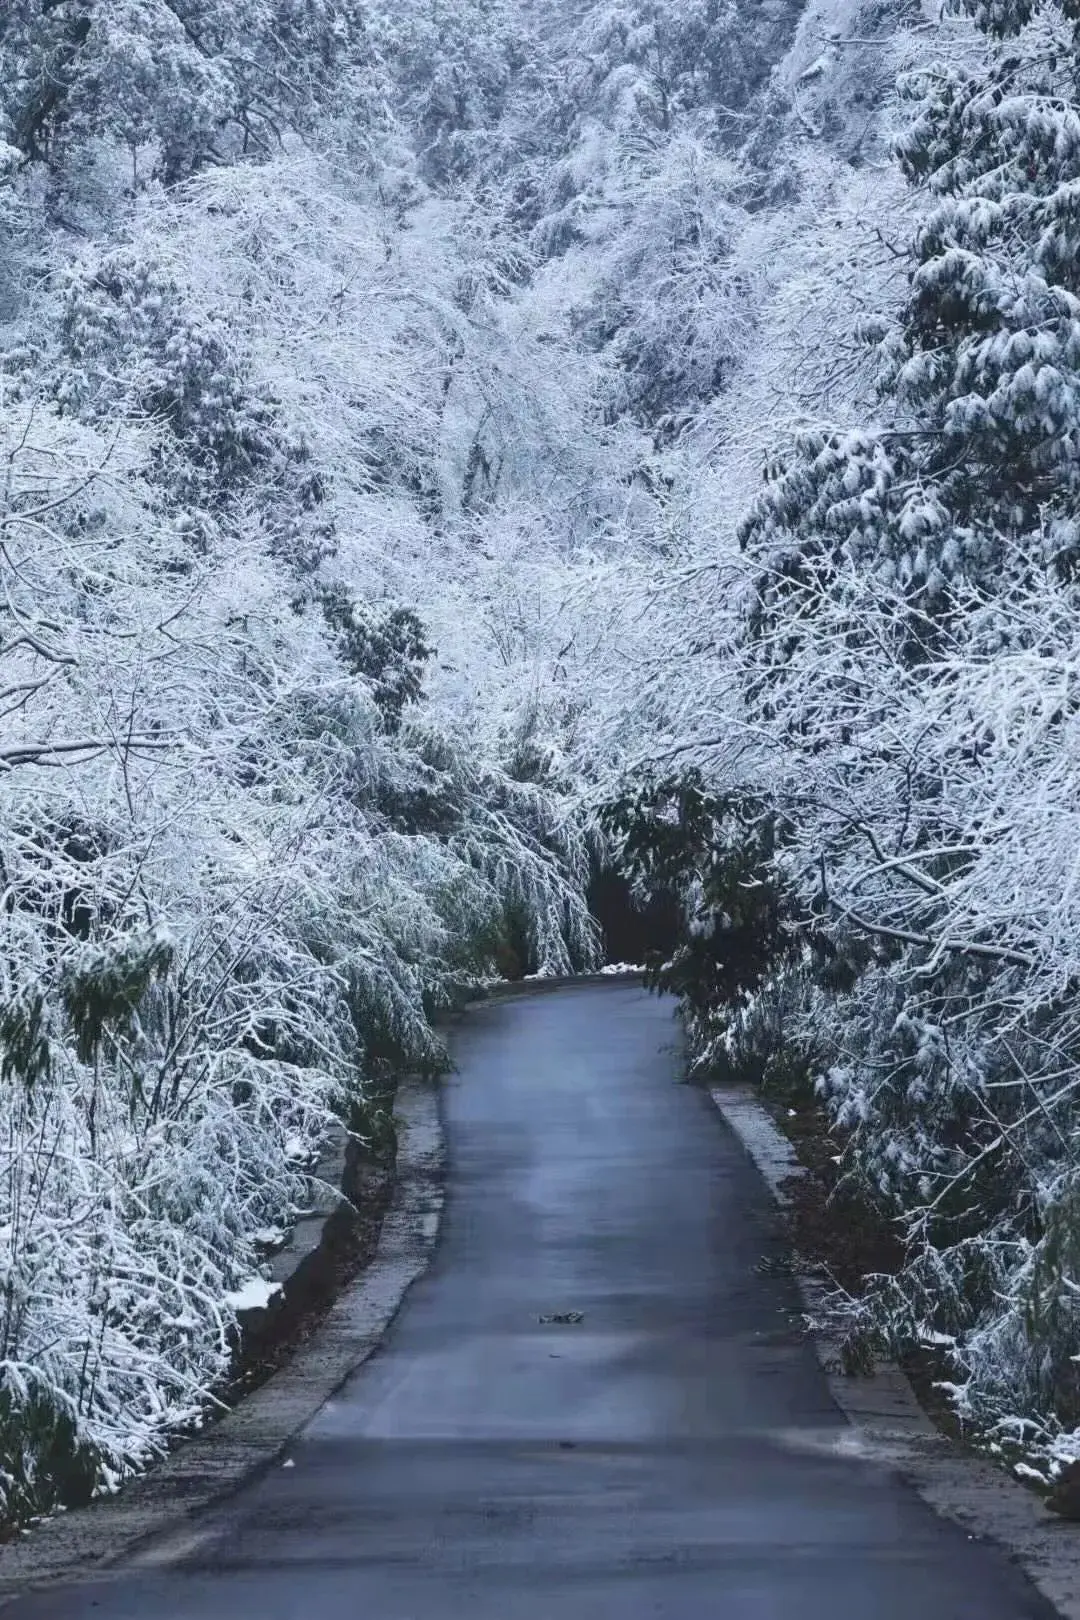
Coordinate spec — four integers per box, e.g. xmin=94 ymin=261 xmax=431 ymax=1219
xmin=11 ymin=984 xmax=1056 ymax=1618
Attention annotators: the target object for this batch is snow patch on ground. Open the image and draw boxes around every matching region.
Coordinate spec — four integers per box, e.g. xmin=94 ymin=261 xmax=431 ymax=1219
xmin=224 ymin=1277 xmax=283 ymax=1314
xmin=521 ymin=964 xmax=645 ymax=979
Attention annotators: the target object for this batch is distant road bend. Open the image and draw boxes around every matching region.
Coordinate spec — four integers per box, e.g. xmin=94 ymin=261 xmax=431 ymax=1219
xmin=11 ymin=984 xmax=1056 ymax=1618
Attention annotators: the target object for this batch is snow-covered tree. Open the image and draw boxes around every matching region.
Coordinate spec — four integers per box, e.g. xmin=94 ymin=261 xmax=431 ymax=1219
xmin=0 ymin=0 xmax=616 ymax=1525
xmin=628 ymin=0 xmax=1080 ymax=1468
xmin=0 ymin=0 xmax=382 ymax=181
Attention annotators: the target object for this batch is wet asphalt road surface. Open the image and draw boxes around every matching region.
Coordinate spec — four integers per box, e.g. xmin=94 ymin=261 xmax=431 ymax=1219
xmin=10 ymin=984 xmax=1057 ymax=1618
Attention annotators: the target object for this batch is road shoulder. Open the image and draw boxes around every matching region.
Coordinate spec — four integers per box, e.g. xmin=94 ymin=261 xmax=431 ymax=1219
xmin=710 ymin=1081 xmax=1080 ymax=1620
xmin=0 ymin=1077 xmax=445 ymax=1602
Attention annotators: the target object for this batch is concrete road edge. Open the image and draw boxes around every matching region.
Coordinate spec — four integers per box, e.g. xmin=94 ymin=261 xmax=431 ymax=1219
xmin=0 ymin=973 xmax=643 ymax=1596
xmin=0 ymin=1075 xmax=446 ymax=1601
xmin=710 ymin=1082 xmax=1080 ymax=1620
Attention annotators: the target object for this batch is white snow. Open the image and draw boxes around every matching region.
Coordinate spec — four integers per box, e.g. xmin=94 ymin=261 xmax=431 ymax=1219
xmin=224 ymin=1278 xmax=284 ymax=1314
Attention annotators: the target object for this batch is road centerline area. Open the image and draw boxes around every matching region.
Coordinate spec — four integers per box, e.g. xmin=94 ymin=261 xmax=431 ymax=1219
xmin=9 ymin=985 xmax=1057 ymax=1619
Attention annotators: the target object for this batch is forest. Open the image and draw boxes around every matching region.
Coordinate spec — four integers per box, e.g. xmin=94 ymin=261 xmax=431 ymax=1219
xmin=2 ymin=0 xmax=1079 ymax=1517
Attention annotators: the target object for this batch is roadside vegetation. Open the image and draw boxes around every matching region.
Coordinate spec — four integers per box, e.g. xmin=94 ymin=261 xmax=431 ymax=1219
xmin=0 ymin=0 xmax=600 ymax=1525
xmin=589 ymin=0 xmax=1080 ymax=1487
xmin=4 ymin=0 xmax=1080 ymax=1519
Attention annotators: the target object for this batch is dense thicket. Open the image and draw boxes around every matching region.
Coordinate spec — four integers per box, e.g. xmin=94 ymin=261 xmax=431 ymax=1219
xmin=6 ymin=0 xmax=1080 ymax=1512
xmin=586 ymin=0 xmax=1080 ymax=1478
xmin=0 ymin=0 xmax=610 ymax=1520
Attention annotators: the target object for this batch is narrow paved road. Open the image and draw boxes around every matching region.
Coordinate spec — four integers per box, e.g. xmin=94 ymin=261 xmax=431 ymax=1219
xmin=12 ymin=985 xmax=1056 ymax=1617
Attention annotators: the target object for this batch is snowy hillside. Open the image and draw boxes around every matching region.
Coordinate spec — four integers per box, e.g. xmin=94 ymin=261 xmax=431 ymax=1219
xmin=1 ymin=0 xmax=1079 ymax=1515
